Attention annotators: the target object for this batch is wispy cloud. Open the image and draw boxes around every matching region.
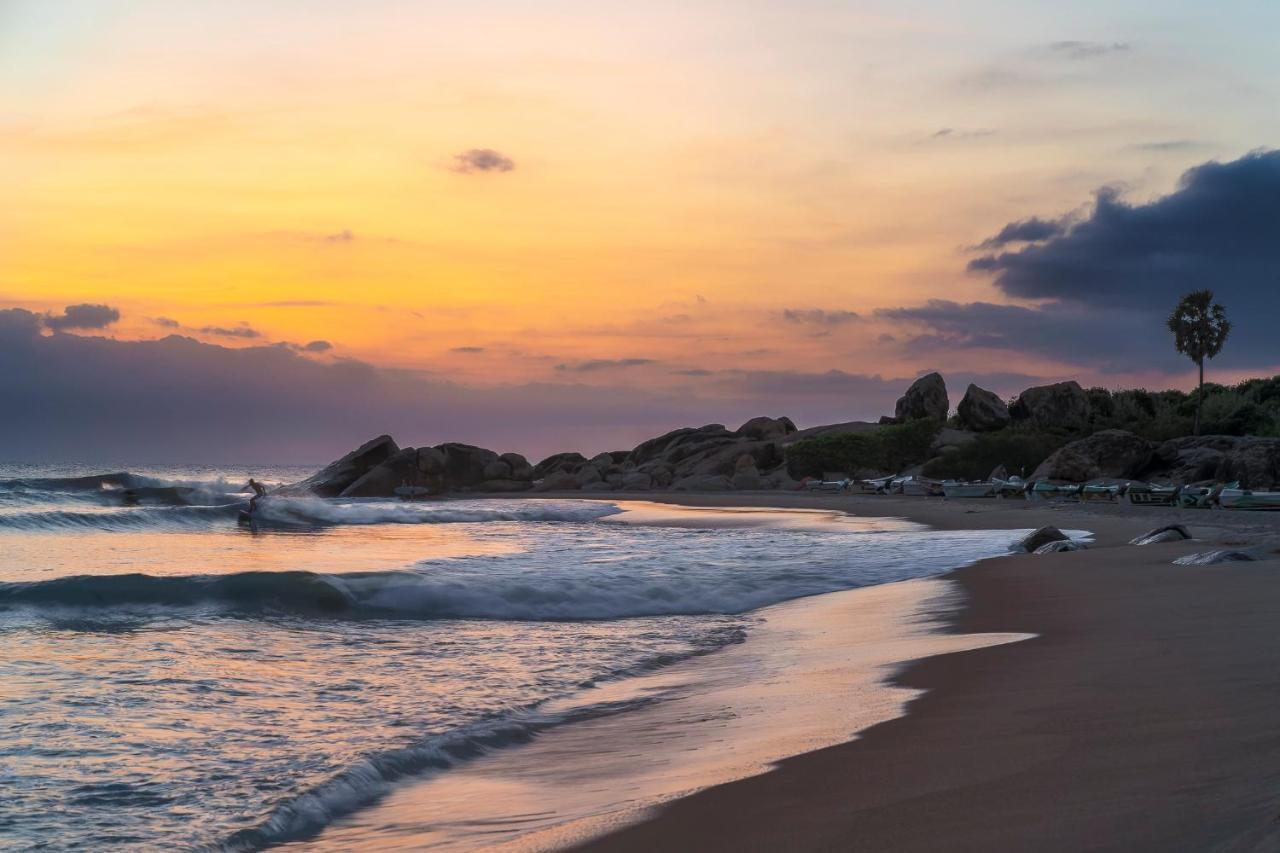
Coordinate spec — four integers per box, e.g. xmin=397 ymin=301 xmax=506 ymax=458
xmin=555 ymin=358 xmax=656 ymax=373
xmin=451 ymin=148 xmax=515 ymax=174
xmin=1048 ymin=40 xmax=1131 ymax=60
xmin=780 ymin=309 xmax=861 ymax=326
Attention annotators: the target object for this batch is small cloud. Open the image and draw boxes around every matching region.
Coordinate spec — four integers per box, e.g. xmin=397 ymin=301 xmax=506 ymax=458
xmin=1127 ymin=139 xmax=1204 ymax=152
xmin=673 ymin=368 xmax=713 ymax=377
xmin=321 ymin=229 xmax=354 ymax=244
xmin=451 ymin=148 xmax=515 ymax=174
xmin=198 ymin=323 xmax=260 ymax=339
xmin=154 ymin=316 xmax=181 ymax=328
xmin=555 ymin=358 xmax=656 ymax=373
xmin=1048 ymin=40 xmax=1130 ymax=60
xmin=45 ymin=303 xmax=120 ymax=331
xmin=974 ymin=216 xmax=1066 ymax=249
xmin=301 ymin=340 xmax=332 ymax=352
xmin=450 ymin=346 xmax=486 ymax=354
xmin=780 ymin=309 xmax=861 ymax=326
xmin=929 ymin=127 xmax=996 ymax=142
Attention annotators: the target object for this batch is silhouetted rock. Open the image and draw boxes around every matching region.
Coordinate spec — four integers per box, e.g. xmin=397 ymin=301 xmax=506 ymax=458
xmin=288 ymin=434 xmax=398 ymax=496
xmin=1032 ymin=430 xmax=1154 ymax=482
xmin=736 ymin=416 xmax=797 ymax=441
xmin=500 ymin=453 xmax=534 ymax=481
xmin=341 ymin=447 xmax=424 ymax=498
xmin=1173 ymin=549 xmax=1260 ymax=565
xmin=533 ymin=452 xmax=589 ymax=479
xmin=1015 ymin=526 xmax=1068 ymax=553
xmin=437 ymin=443 xmax=502 ymax=489
xmin=894 ymin=372 xmax=948 ymax=422
xmin=1144 ymin=435 xmax=1280 ymax=488
xmin=672 ymin=474 xmax=733 ymax=491
xmin=1034 ymin=539 xmax=1087 ymax=554
xmin=731 ymin=454 xmax=762 ymax=489
xmin=957 ymin=384 xmax=1010 ymax=432
xmin=1010 ymin=381 xmax=1090 ymax=431
xmin=1130 ymin=524 xmax=1192 ymax=545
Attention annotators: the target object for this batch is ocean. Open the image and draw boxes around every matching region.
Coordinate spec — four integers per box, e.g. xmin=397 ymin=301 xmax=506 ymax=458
xmin=0 ymin=464 xmax=1029 ymax=851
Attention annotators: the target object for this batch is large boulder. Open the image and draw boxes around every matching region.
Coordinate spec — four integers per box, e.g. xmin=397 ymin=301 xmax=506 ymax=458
xmin=1010 ymin=381 xmax=1091 ymax=431
xmin=957 ymin=384 xmax=1011 ymax=432
xmin=1144 ymin=436 xmax=1280 ymax=488
xmin=533 ymin=452 xmax=589 ymax=479
xmin=436 ymin=443 xmax=502 ymax=490
xmin=1130 ymin=524 xmax=1192 ymax=546
xmin=1031 ymin=430 xmax=1154 ymax=482
xmin=1014 ymin=526 xmax=1068 ymax=553
xmin=894 ymin=373 xmax=948 ymax=422
xmin=340 ymin=447 xmax=426 ymax=498
xmin=533 ymin=471 xmax=580 ymax=491
xmin=621 ymin=471 xmax=653 ymax=490
xmin=736 ymin=416 xmax=797 ymax=441
xmin=500 ymin=453 xmax=534 ymax=481
xmin=287 ymin=435 xmax=399 ymax=497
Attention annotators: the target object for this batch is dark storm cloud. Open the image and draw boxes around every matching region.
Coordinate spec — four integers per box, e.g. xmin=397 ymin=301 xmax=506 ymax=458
xmin=44 ymin=303 xmax=120 ymax=331
xmin=975 ymin=217 xmax=1065 ymax=249
xmin=451 ymin=148 xmax=515 ymax=174
xmin=1047 ymin=40 xmax=1130 ymax=59
xmin=780 ymin=309 xmax=861 ymax=326
xmin=965 ymin=150 xmax=1280 ymax=368
xmin=555 ymin=358 xmax=656 ymax=373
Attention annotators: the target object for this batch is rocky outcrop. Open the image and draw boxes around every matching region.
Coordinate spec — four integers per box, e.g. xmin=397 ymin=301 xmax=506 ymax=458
xmin=736 ymin=416 xmax=797 ymax=441
xmin=956 ymin=384 xmax=1010 ymax=432
xmin=1031 ymin=430 xmax=1154 ymax=482
xmin=341 ymin=447 xmax=430 ymax=498
xmin=1173 ymin=550 xmax=1260 ymax=565
xmin=286 ymin=435 xmax=399 ymax=497
xmin=731 ymin=454 xmax=762 ymax=490
xmin=672 ymin=474 xmax=733 ymax=491
xmin=500 ymin=453 xmax=534 ymax=481
xmin=894 ymin=372 xmax=948 ymax=422
xmin=1142 ymin=435 xmax=1280 ymax=488
xmin=1010 ymin=381 xmax=1091 ymax=431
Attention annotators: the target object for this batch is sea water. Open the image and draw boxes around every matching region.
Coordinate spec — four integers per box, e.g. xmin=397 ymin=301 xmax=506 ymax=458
xmin=0 ymin=464 xmax=1026 ymax=850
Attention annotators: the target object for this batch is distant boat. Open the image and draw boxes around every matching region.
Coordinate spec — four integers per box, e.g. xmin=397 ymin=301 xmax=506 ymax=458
xmin=857 ymin=476 xmax=893 ymax=494
xmin=1219 ymin=487 xmax=1280 ymax=510
xmin=1028 ymin=481 xmax=1081 ymax=501
xmin=942 ymin=480 xmax=995 ymax=499
xmin=900 ymin=476 xmax=944 ymax=497
xmin=1126 ymin=482 xmax=1178 ymax=507
xmin=1080 ymin=483 xmax=1122 ymax=502
xmin=992 ymin=476 xmax=1027 ymax=498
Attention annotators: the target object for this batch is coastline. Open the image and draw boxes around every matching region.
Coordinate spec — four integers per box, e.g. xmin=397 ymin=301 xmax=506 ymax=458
xmin=567 ymin=492 xmax=1280 ymax=852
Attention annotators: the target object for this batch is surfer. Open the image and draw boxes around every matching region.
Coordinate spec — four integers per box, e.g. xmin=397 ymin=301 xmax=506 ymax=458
xmin=246 ymin=478 xmax=267 ymax=514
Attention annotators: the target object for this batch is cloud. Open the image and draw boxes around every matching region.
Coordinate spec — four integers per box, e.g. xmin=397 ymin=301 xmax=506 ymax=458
xmin=555 ymin=358 xmax=657 ymax=373
xmin=154 ymin=316 xmax=181 ymax=328
xmin=1047 ymin=40 xmax=1131 ymax=59
xmin=928 ymin=127 xmax=997 ymax=141
xmin=966 ymin=149 xmax=1280 ymax=366
xmin=1127 ymin=140 xmax=1205 ymax=152
xmin=673 ymin=368 xmax=713 ymax=377
xmin=197 ymin=323 xmax=261 ymax=339
xmin=451 ymin=148 xmax=515 ymax=174
xmin=44 ymin=303 xmax=120 ymax=331
xmin=975 ymin=217 xmax=1066 ymax=249
xmin=301 ymin=340 xmax=332 ymax=353
xmin=320 ymin=229 xmax=354 ymax=244
xmin=780 ymin=309 xmax=861 ymax=326
xmin=450 ymin=346 xmax=486 ymax=354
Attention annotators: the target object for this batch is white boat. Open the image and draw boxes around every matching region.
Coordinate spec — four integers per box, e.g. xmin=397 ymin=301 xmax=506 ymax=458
xmin=1126 ymin=482 xmax=1178 ymax=507
xmin=900 ymin=476 xmax=944 ymax=497
xmin=992 ymin=476 xmax=1026 ymax=498
xmin=1028 ymin=482 xmax=1081 ymax=501
xmin=1218 ymin=487 xmax=1280 ymax=510
xmin=942 ymin=480 xmax=995 ymax=499
xmin=1080 ymin=483 xmax=1122 ymax=503
xmin=857 ymin=476 xmax=893 ymax=494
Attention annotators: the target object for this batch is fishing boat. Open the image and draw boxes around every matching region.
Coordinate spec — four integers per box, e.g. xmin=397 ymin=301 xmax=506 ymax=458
xmin=1176 ymin=484 xmax=1223 ymax=509
xmin=991 ymin=476 xmax=1027 ymax=498
xmin=1219 ymin=487 xmax=1280 ymax=510
xmin=942 ymin=480 xmax=995 ymax=499
xmin=1080 ymin=483 xmax=1122 ymax=503
xmin=1028 ymin=481 xmax=1081 ymax=501
xmin=857 ymin=476 xmax=893 ymax=494
xmin=900 ymin=476 xmax=944 ymax=497
xmin=1126 ymin=482 xmax=1178 ymax=507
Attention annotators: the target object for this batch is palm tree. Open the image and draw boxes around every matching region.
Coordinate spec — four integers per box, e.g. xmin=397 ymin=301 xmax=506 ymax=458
xmin=1167 ymin=290 xmax=1231 ymax=436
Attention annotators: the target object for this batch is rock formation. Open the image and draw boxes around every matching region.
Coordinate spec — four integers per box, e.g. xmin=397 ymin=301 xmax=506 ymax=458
xmin=956 ymin=384 xmax=1011 ymax=432
xmin=1142 ymin=435 xmax=1280 ymax=488
xmin=1009 ymin=381 xmax=1091 ymax=431
xmin=1030 ymin=429 xmax=1154 ymax=482
xmin=894 ymin=372 xmax=948 ymax=422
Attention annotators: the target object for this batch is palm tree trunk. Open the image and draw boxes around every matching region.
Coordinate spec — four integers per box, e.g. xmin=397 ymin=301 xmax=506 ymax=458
xmin=1195 ymin=358 xmax=1204 ymax=436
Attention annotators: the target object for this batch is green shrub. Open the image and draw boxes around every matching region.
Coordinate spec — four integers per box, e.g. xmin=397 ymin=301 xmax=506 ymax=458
xmin=784 ymin=419 xmax=939 ymax=479
xmin=921 ymin=429 xmax=1067 ymax=481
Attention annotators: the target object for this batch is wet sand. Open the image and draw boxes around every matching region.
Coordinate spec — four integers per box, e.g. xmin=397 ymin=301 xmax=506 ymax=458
xmin=571 ymin=493 xmax=1280 ymax=852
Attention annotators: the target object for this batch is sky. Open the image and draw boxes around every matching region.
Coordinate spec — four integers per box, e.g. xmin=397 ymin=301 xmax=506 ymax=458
xmin=3 ymin=0 xmax=1280 ymax=462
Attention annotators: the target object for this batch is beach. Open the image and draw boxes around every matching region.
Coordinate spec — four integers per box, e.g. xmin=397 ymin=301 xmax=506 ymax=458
xmin=563 ymin=492 xmax=1280 ymax=852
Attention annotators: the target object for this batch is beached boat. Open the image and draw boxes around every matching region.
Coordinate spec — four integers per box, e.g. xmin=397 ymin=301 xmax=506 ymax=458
xmin=1126 ymin=482 xmax=1178 ymax=507
xmin=1028 ymin=481 xmax=1081 ymax=501
xmin=991 ymin=476 xmax=1027 ymax=498
xmin=900 ymin=476 xmax=944 ymax=497
xmin=857 ymin=476 xmax=893 ymax=494
xmin=1218 ymin=487 xmax=1280 ymax=510
xmin=1080 ymin=483 xmax=1122 ymax=503
xmin=942 ymin=480 xmax=995 ymax=499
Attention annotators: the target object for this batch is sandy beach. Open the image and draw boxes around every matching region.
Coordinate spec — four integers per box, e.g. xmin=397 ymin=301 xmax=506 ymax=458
xmin=556 ymin=492 xmax=1280 ymax=852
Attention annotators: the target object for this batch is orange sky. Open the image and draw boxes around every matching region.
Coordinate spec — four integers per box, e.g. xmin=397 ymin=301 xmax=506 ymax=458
xmin=5 ymin=0 xmax=1278 ymax=411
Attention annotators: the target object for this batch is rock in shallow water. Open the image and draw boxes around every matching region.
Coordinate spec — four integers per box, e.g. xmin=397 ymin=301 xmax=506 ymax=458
xmin=1014 ymin=526 xmax=1068 ymax=553
xmin=1173 ymin=550 xmax=1260 ymax=565
xmin=1034 ymin=540 xmax=1088 ymax=554
xmin=1130 ymin=524 xmax=1192 ymax=546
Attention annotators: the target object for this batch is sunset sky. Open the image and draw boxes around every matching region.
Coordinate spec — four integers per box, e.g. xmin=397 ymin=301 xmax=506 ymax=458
xmin=4 ymin=0 xmax=1280 ymax=461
